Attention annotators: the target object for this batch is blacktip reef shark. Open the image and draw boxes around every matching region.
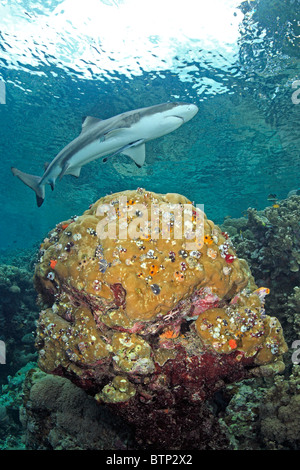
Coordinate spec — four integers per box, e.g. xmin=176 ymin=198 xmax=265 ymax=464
xmin=11 ymin=102 xmax=198 ymax=207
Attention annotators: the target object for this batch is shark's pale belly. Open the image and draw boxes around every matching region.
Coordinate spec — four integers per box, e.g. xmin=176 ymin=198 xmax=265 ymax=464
xmin=67 ymin=115 xmax=184 ymax=170
xmin=68 ymin=136 xmax=130 ymax=169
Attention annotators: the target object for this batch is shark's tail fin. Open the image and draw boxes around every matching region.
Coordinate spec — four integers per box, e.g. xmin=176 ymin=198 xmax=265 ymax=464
xmin=11 ymin=167 xmax=45 ymax=207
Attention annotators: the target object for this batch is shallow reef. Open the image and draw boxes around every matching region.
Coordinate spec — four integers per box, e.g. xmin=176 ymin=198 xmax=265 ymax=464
xmin=0 ymin=362 xmax=36 ymax=450
xmin=221 ymin=195 xmax=300 ymax=354
xmin=20 ymin=366 xmax=133 ymax=450
xmin=220 ymin=364 xmax=300 ymax=450
xmin=31 ymin=188 xmax=287 ymax=449
xmin=215 ymin=195 xmax=300 ymax=450
xmin=0 ymin=263 xmax=38 ymax=384
xmin=258 ymin=364 xmax=300 ymax=450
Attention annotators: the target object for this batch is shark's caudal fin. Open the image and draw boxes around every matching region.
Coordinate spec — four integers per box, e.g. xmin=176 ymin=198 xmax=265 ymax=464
xmin=11 ymin=167 xmax=45 ymax=207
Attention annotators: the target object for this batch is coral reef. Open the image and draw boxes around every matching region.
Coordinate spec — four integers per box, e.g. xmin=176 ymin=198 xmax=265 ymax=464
xmin=0 ymin=362 xmax=36 ymax=449
xmin=20 ymin=367 xmax=133 ymax=450
xmin=0 ymin=264 xmax=39 ymax=383
xmin=220 ymin=365 xmax=300 ymax=450
xmin=216 ymin=196 xmax=300 ymax=450
xmin=221 ymin=195 xmax=300 ymax=347
xmin=217 ymin=378 xmax=265 ymax=450
xmin=33 ymin=189 xmax=287 ymax=449
xmin=286 ymin=286 xmax=300 ymax=342
xmin=258 ymin=365 xmax=300 ymax=449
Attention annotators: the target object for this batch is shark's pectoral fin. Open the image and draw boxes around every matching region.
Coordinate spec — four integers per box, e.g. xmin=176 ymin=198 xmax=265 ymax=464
xmin=59 ymin=163 xmax=82 ymax=180
xmin=121 ymin=142 xmax=146 ymax=168
xmin=102 ymin=140 xmax=146 ymax=167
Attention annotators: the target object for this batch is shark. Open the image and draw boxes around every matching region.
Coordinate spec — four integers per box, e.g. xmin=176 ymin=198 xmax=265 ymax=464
xmin=11 ymin=101 xmax=198 ymax=207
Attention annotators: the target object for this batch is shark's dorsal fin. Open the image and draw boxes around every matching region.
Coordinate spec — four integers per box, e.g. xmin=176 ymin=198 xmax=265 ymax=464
xmin=81 ymin=116 xmax=102 ymax=133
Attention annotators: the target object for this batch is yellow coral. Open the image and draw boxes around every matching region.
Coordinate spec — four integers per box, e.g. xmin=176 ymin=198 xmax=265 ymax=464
xmin=34 ymin=189 xmax=287 ymax=386
xmin=36 ymin=301 xmax=110 ymax=375
xmin=111 ymin=331 xmax=155 ymax=374
xmin=35 ymin=189 xmax=251 ymax=325
xmin=95 ymin=376 xmax=136 ymax=403
xmin=195 ymin=294 xmax=287 ymax=365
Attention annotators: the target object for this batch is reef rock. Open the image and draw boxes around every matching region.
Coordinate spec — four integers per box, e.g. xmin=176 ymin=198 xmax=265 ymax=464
xmin=33 ymin=189 xmax=287 ymax=449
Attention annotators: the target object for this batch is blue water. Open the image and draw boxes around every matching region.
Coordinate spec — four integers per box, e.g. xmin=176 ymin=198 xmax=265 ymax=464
xmin=0 ymin=0 xmax=299 ymax=451
xmin=0 ymin=0 xmax=299 ymax=255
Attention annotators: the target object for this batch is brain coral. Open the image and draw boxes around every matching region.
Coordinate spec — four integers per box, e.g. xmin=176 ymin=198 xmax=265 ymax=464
xmin=34 ymin=189 xmax=287 ymax=449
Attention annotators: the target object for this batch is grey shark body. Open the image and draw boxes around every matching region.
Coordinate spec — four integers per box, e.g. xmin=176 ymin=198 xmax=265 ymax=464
xmin=11 ymin=102 xmax=198 ymax=206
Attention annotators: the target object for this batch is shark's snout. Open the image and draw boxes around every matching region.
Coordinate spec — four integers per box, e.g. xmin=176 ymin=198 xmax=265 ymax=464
xmin=184 ymin=103 xmax=199 ymax=122
xmin=174 ymin=103 xmax=198 ymax=123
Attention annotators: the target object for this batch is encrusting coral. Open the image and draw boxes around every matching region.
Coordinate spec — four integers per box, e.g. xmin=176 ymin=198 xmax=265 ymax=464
xmin=33 ymin=189 xmax=287 ymax=449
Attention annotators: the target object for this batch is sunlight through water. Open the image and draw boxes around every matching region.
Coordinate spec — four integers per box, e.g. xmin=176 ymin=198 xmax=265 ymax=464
xmin=0 ymin=0 xmax=244 ymax=94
